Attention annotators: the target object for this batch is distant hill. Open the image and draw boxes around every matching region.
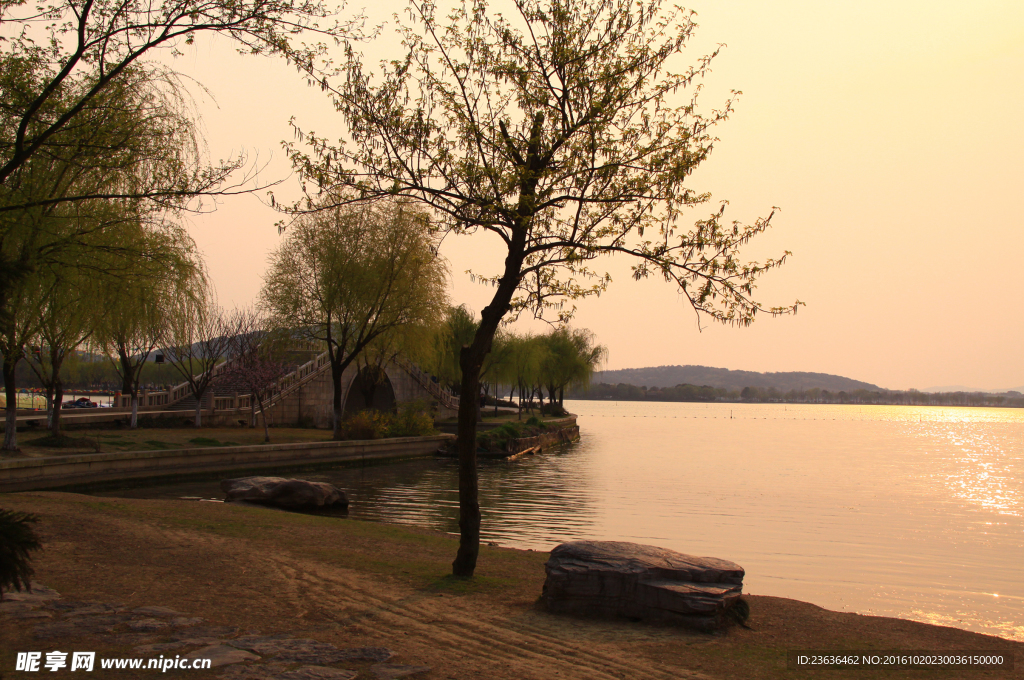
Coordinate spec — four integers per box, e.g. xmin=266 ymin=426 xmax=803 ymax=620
xmin=591 ymin=365 xmax=883 ymax=393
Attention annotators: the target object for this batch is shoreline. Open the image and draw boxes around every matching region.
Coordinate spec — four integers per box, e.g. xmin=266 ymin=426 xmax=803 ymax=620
xmin=1 ymin=491 xmax=1020 ymax=679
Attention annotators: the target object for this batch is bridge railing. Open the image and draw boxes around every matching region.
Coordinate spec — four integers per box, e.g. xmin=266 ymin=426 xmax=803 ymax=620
xmin=392 ymin=356 xmax=460 ymax=411
xmin=163 ymin=348 xmax=460 ymax=417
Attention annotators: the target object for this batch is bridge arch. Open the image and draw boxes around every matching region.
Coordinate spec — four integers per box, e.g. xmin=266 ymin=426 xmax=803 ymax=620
xmin=342 ymin=364 xmax=397 ymax=415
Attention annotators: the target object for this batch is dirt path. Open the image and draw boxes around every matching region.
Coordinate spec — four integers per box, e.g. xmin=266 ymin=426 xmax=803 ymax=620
xmin=1 ymin=492 xmax=1020 ymax=679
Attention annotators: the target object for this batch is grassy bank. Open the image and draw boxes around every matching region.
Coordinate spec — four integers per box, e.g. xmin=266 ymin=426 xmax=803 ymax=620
xmin=1 ymin=492 xmax=1020 ymax=679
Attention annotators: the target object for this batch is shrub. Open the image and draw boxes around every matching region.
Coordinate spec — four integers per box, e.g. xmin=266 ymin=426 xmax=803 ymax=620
xmin=525 ymin=415 xmax=547 ymax=429
xmin=338 ymin=403 xmax=438 ymax=440
xmin=540 ymin=403 xmax=568 ymax=417
xmin=338 ymin=411 xmax=389 ymax=440
xmin=385 ymin=402 xmax=436 ymax=438
xmin=0 ymin=509 xmax=42 ymax=601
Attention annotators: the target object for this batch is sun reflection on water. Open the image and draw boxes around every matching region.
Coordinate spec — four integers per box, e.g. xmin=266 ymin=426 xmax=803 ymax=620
xmin=907 ymin=421 xmax=1022 ymax=517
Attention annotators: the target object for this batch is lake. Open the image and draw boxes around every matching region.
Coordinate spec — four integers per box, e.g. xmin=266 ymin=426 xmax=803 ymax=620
xmin=97 ymin=400 xmax=1024 ymax=641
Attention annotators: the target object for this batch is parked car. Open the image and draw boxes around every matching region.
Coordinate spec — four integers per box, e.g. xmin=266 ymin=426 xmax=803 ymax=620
xmin=63 ymin=397 xmax=98 ymax=409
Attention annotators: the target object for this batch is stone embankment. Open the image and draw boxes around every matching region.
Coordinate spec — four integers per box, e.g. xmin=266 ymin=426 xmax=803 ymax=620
xmin=439 ymin=416 xmax=579 ymax=459
xmin=0 ymin=436 xmax=453 ymax=493
xmin=499 ymin=422 xmax=580 ymax=460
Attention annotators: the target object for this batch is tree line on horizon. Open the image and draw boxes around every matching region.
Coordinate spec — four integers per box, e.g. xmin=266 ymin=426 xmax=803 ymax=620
xmin=570 ymin=382 xmax=1024 ymax=408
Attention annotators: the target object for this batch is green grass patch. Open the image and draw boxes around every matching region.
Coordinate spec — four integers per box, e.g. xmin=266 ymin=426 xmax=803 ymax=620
xmin=143 ymin=440 xmax=171 ymax=449
xmin=188 ymin=437 xmax=222 ymax=446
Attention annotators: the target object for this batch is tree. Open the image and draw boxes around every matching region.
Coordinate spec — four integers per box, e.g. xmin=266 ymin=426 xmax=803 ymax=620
xmin=24 ymin=265 xmax=100 ymax=438
xmin=539 ymin=327 xmax=605 ymax=411
xmin=93 ymin=226 xmax=199 ymax=428
xmin=0 ymin=65 xmax=238 ymax=340
xmin=289 ymin=0 xmax=801 ymax=576
xmin=0 ymin=0 xmax=355 ymax=193
xmin=501 ymin=332 xmax=543 ymax=420
xmin=0 ymin=267 xmax=46 ymax=450
xmin=428 ymin=305 xmax=478 ymax=395
xmin=162 ymin=288 xmax=235 ymax=427
xmin=219 ymin=308 xmax=289 ymax=442
xmin=427 ymin=305 xmax=511 ymax=420
xmin=262 ymin=197 xmax=448 ymax=439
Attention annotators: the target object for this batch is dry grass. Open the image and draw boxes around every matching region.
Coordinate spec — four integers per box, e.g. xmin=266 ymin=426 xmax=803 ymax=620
xmin=0 ymin=492 xmax=1020 ymax=679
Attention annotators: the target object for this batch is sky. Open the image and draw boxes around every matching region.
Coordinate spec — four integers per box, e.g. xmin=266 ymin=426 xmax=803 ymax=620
xmin=163 ymin=0 xmax=1024 ymax=392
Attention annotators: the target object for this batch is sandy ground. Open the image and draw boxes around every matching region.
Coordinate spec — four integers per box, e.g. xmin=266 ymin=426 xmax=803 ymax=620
xmin=1 ymin=492 xmax=1021 ymax=679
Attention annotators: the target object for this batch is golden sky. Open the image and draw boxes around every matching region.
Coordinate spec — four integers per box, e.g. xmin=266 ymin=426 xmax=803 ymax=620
xmin=169 ymin=0 xmax=1024 ymax=391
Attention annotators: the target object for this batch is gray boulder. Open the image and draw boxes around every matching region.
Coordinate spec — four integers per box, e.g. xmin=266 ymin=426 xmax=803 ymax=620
xmin=220 ymin=477 xmax=349 ymax=511
xmin=542 ymin=540 xmax=744 ymax=630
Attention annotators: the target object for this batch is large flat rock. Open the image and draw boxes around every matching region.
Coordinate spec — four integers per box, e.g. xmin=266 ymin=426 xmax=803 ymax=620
xmin=542 ymin=540 xmax=744 ymax=629
xmin=221 ymin=477 xmax=348 ymax=511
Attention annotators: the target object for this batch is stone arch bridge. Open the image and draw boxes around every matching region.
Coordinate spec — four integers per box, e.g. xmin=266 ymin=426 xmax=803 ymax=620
xmin=150 ymin=351 xmax=459 ymax=427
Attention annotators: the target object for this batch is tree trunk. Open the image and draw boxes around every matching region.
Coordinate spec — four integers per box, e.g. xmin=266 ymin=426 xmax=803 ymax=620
xmin=452 ymin=252 xmax=526 ymax=577
xmin=256 ymin=394 xmax=270 ymax=442
xmin=452 ymin=346 xmax=484 ymax=577
xmin=2 ymin=359 xmax=18 ymax=451
xmin=194 ymin=397 xmax=202 ymax=428
xmin=452 ymin=117 xmax=541 ymax=576
xmin=331 ymin=357 xmax=344 ymax=440
xmin=52 ymin=381 xmax=64 ymax=439
xmin=130 ymin=393 xmax=138 ymax=429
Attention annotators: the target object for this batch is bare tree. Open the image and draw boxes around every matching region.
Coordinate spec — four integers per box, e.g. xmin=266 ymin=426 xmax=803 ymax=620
xmin=162 ymin=289 xmax=234 ymax=427
xmin=288 ymin=0 xmax=802 ymax=575
xmin=220 ymin=309 xmax=288 ymax=443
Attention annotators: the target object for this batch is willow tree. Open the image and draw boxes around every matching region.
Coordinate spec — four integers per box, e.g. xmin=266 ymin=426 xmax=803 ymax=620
xmin=428 ymin=305 xmax=513 ymax=418
xmin=539 ymin=327 xmax=606 ymax=411
xmin=289 ymin=0 xmax=801 ymax=576
xmin=262 ymin=198 xmax=448 ymax=438
xmin=94 ymin=225 xmax=201 ymax=428
xmin=0 ymin=268 xmax=46 ymax=451
xmin=24 ymin=265 xmax=101 ymax=438
xmin=0 ymin=65 xmax=241 ymax=341
xmin=0 ymin=0 xmax=357 ymax=194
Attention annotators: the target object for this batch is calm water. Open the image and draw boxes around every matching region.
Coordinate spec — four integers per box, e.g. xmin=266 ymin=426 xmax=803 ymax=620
xmin=97 ymin=400 xmax=1024 ymax=641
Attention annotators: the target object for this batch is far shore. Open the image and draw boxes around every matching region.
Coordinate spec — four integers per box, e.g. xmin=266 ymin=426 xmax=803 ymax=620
xmin=1 ymin=492 xmax=1020 ymax=680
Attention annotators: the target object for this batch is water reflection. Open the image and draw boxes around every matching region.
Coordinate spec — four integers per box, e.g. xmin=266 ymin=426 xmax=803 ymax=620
xmin=95 ymin=400 xmax=1024 ymax=641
